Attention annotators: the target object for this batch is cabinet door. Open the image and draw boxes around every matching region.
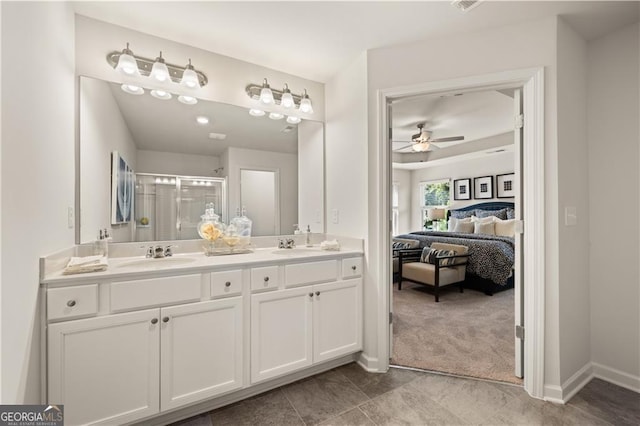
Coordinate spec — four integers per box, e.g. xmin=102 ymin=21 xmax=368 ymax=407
xmin=313 ymin=279 xmax=363 ymax=363
xmin=48 ymin=309 xmax=160 ymax=426
xmin=251 ymin=286 xmax=313 ymax=383
xmin=160 ymin=298 xmax=243 ymax=411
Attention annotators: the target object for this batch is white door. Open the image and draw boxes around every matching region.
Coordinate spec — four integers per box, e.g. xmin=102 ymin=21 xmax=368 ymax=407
xmin=48 ymin=309 xmax=160 ymax=426
xmin=313 ymin=279 xmax=363 ymax=363
xmin=240 ymin=169 xmax=279 ymax=236
xmin=160 ymin=298 xmax=243 ymax=411
xmin=514 ymin=88 xmax=525 ymax=378
xmin=251 ymin=287 xmax=313 ymax=383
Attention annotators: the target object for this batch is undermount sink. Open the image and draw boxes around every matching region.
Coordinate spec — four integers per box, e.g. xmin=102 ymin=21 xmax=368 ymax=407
xmin=271 ymin=248 xmax=323 ymax=255
xmin=117 ymin=256 xmax=198 ymax=269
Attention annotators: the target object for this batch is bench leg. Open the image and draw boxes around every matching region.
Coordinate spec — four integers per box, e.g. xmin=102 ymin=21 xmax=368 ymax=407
xmin=434 ymin=284 xmax=439 ymax=303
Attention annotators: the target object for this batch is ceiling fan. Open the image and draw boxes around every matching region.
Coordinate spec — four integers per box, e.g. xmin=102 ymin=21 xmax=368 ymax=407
xmin=394 ymin=123 xmax=465 ymax=153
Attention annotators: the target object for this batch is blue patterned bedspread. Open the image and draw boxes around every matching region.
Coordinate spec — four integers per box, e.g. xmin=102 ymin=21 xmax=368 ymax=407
xmin=396 ymin=231 xmax=515 ymax=285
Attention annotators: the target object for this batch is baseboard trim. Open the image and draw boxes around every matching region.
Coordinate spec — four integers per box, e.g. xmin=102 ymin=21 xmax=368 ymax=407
xmin=543 ymin=384 xmax=565 ymax=404
xmin=561 ymin=362 xmax=594 ymax=403
xmin=357 ymin=353 xmax=383 ymax=372
xmin=592 ymin=362 xmax=640 ymax=393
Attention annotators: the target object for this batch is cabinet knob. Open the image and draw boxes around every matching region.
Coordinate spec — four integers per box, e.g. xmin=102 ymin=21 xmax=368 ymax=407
xmin=315 ymin=291 xmax=320 ymax=296
xmin=151 ymin=318 xmax=158 ymax=324
xmin=162 ymin=317 xmax=170 ymax=323
xmin=225 ymin=281 xmax=231 ymax=287
xmin=351 ymin=265 xmax=357 ymax=271
xmin=67 ymin=300 xmax=76 ymax=307
xmin=264 ymin=276 xmax=270 ymax=282
xmin=309 ymin=293 xmax=314 ymax=297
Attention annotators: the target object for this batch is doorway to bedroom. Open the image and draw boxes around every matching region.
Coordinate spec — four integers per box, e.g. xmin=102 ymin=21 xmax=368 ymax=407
xmin=389 ymin=87 xmax=523 ymax=385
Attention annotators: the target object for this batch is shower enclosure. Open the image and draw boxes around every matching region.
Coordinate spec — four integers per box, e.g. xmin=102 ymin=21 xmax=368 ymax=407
xmin=134 ymin=173 xmax=227 ymax=242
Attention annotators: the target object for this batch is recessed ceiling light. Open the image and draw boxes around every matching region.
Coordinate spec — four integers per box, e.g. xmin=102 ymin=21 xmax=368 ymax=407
xmin=208 ymin=132 xmax=227 ymax=140
xmin=121 ymin=84 xmax=144 ymax=95
xmin=150 ymin=89 xmax=172 ymax=100
xmin=196 ymin=116 xmax=210 ymax=125
xmin=286 ymin=116 xmax=301 ymax=124
xmin=281 ymin=126 xmax=295 ymax=133
xmin=269 ymin=112 xmax=284 ymax=120
xmin=178 ymin=95 xmax=198 ymax=105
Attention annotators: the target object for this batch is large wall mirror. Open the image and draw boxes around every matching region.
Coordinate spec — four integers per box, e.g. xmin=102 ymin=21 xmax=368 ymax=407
xmin=79 ymin=76 xmax=324 ymax=244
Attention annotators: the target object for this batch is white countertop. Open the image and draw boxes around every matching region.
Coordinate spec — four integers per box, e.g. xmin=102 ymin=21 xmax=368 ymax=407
xmin=41 ymin=246 xmax=364 ymax=286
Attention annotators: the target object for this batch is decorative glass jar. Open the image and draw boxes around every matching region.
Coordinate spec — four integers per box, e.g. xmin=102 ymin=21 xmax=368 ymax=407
xmin=197 ymin=203 xmax=225 ymax=256
xmin=229 ymin=207 xmax=252 ymax=249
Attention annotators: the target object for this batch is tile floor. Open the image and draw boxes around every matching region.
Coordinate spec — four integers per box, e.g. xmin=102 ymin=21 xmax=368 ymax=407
xmin=173 ymin=364 xmax=640 ymax=426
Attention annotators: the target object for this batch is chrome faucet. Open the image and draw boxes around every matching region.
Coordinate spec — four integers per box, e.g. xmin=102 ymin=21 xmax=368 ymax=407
xmin=278 ymin=239 xmax=296 ymax=249
xmin=142 ymin=245 xmax=173 ymax=258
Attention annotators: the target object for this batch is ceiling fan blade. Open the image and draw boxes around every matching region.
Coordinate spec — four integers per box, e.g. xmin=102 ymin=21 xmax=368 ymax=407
xmin=430 ymin=136 xmax=465 ymax=143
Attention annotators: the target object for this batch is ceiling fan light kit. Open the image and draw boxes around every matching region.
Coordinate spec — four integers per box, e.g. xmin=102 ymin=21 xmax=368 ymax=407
xmin=107 ymin=42 xmax=207 ymax=105
xmin=395 ymin=123 xmax=465 ymax=153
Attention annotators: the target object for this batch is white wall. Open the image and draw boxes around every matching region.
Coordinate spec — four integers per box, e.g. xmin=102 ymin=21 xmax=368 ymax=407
xmin=408 ymin=151 xmax=515 ymax=230
xmin=136 ymin=149 xmax=220 ymax=177
xmin=392 ymin=168 xmax=411 ymax=236
xmin=80 ymin=77 xmax=137 ymax=243
xmin=225 ymin=147 xmax=297 ymax=235
xmin=298 ymin=120 xmax=324 ymax=233
xmin=556 ymin=19 xmax=591 ymax=386
xmin=365 ymin=17 xmax=564 ymax=392
xmin=75 ymin=15 xmax=325 ymax=121
xmin=1 ymin=2 xmax=75 ymax=402
xmin=588 ymin=22 xmax=640 ymax=388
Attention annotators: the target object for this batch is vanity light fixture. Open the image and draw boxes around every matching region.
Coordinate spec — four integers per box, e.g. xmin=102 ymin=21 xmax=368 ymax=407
xmin=150 ymin=89 xmax=172 ymax=100
xmin=181 ymin=59 xmax=200 ymax=89
xmin=150 ymin=51 xmax=170 ymax=82
xmin=196 ymin=116 xmax=210 ymax=125
xmin=286 ymin=116 xmax=301 ymax=124
xmin=269 ymin=112 xmax=284 ymax=120
xmin=178 ymin=95 xmax=198 ymax=105
xmin=249 ymin=109 xmax=266 ymax=117
xmin=121 ymin=84 xmax=144 ymax=95
xmin=115 ymin=43 xmax=140 ymax=76
xmin=246 ymin=79 xmax=313 ymax=115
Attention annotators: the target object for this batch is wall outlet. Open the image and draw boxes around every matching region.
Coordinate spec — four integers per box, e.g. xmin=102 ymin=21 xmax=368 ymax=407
xmin=332 ymin=209 xmax=339 ymax=224
xmin=67 ymin=206 xmax=74 ymax=229
xmin=565 ymin=206 xmax=577 ymax=226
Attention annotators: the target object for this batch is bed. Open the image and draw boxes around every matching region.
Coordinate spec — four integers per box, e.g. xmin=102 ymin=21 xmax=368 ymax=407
xmin=395 ymin=202 xmax=516 ymax=295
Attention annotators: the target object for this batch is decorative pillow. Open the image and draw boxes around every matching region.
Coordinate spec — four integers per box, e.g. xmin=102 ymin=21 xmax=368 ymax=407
xmin=450 ymin=209 xmax=475 ymax=219
xmin=448 ymin=216 xmax=473 ymax=231
xmin=506 ymin=208 xmax=516 ymax=220
xmin=420 ymin=247 xmax=457 ymax=266
xmin=471 ymin=215 xmax=495 ymax=224
xmin=453 ymin=221 xmax=474 ymax=233
xmin=392 ymin=241 xmax=411 ymax=250
xmin=474 ymin=221 xmax=496 ymax=235
xmin=494 ymin=218 xmax=517 ymax=238
xmin=475 ymin=208 xmax=508 ymax=220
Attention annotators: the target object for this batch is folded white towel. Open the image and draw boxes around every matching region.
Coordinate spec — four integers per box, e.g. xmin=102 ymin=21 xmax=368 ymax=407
xmin=320 ymin=240 xmax=340 ymax=251
xmin=63 ymin=256 xmax=108 ymax=275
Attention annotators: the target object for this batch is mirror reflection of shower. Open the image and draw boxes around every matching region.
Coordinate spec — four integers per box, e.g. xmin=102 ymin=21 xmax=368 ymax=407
xmin=135 ymin=173 xmax=227 ymax=242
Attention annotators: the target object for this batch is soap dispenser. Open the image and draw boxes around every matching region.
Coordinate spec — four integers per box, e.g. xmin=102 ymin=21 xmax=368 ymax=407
xmin=305 ymin=225 xmax=312 ymax=247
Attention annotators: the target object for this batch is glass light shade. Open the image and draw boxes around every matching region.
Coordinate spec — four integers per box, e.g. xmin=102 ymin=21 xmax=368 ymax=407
xmin=121 ymin=84 xmax=144 ymax=95
xmin=116 ymin=53 xmax=140 ymax=76
xmin=286 ymin=115 xmax=301 ymax=124
xmin=178 ymin=95 xmax=198 ymax=105
xmin=299 ymin=97 xmax=313 ymax=114
xmin=181 ymin=68 xmax=199 ymax=89
xmin=269 ymin=112 xmax=284 ymax=120
xmin=150 ymin=89 xmax=172 ymax=100
xmin=249 ymin=109 xmax=266 ymax=117
xmin=412 ymin=142 xmax=430 ymax=152
xmin=281 ymin=92 xmax=294 ymax=109
xmin=259 ymin=87 xmax=274 ymax=104
xmin=150 ymin=61 xmax=170 ymax=82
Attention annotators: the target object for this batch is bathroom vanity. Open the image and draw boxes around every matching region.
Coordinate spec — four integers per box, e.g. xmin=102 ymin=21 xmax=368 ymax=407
xmin=40 ymin=240 xmax=363 ymax=425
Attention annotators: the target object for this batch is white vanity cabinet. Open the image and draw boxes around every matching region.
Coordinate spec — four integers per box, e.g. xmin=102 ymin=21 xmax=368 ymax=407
xmin=251 ymin=258 xmax=363 ymax=384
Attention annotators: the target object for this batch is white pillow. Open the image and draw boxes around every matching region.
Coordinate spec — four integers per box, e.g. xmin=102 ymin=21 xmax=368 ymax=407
xmin=494 ymin=218 xmax=517 ymax=238
xmin=474 ymin=221 xmax=496 ymax=235
xmin=453 ymin=220 xmax=474 ymax=233
xmin=448 ymin=216 xmax=473 ymax=231
xmin=471 ymin=215 xmax=495 ymax=224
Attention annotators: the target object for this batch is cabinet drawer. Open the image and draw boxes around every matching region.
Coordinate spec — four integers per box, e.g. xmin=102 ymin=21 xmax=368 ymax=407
xmin=342 ymin=257 xmax=363 ymax=279
xmin=110 ymin=274 xmax=201 ymax=312
xmin=251 ymin=266 xmax=279 ymax=292
xmin=211 ymin=270 xmax=243 ymax=298
xmin=285 ymin=260 xmax=337 ymax=288
xmin=47 ymin=284 xmax=98 ymax=321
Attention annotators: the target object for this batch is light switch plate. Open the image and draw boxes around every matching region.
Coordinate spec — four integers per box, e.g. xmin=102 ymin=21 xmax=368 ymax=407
xmin=332 ymin=209 xmax=339 ymax=224
xmin=565 ymin=206 xmax=577 ymax=226
xmin=67 ymin=206 xmax=74 ymax=229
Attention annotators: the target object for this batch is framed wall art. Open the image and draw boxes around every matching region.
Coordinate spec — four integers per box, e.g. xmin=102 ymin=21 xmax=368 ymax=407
xmin=496 ymin=173 xmax=516 ymax=198
xmin=473 ymin=175 xmax=493 ymax=200
xmin=111 ymin=151 xmax=135 ymax=224
xmin=453 ymin=178 xmax=472 ymax=200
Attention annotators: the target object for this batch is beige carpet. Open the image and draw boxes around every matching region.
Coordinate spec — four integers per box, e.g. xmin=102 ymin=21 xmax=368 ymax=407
xmin=391 ymin=282 xmax=523 ymax=385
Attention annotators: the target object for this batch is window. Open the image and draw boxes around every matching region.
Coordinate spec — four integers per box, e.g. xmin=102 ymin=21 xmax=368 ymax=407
xmin=392 ymin=183 xmax=399 ymax=236
xmin=419 ymin=179 xmax=450 ymax=229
